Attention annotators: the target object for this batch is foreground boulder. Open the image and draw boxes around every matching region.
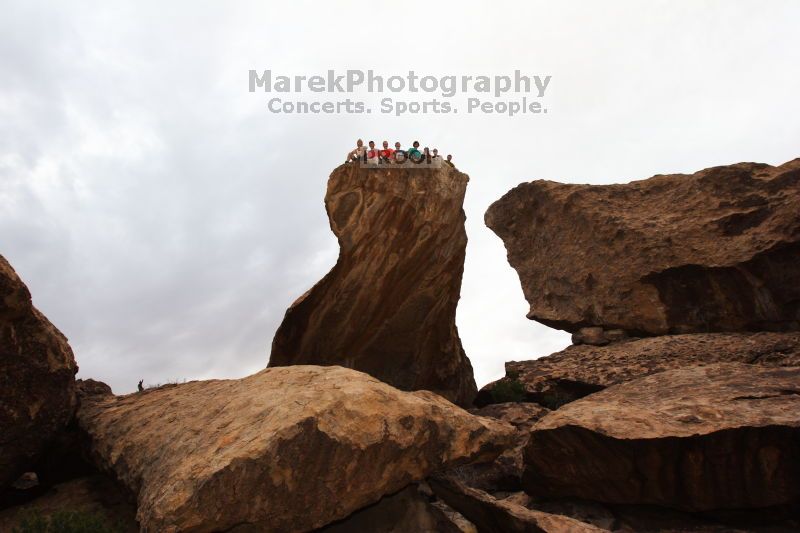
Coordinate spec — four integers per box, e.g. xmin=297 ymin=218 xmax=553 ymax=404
xmin=77 ymin=365 xmax=513 ymax=532
xmin=486 ymin=159 xmax=800 ymax=336
xmin=523 ymin=363 xmax=800 ymax=512
xmin=0 ymin=255 xmax=78 ymax=489
xmin=270 ymin=163 xmax=477 ymax=405
xmin=476 ymin=332 xmax=800 ymax=408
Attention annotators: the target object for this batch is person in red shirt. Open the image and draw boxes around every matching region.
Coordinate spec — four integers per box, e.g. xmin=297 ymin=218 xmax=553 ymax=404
xmin=380 ymin=140 xmax=395 ymax=163
xmin=366 ymin=141 xmax=379 ymax=163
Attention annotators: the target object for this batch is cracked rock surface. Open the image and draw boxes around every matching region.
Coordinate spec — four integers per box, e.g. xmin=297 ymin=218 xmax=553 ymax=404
xmin=476 ymin=332 xmax=800 ymax=409
xmin=523 ymin=363 xmax=800 ymax=512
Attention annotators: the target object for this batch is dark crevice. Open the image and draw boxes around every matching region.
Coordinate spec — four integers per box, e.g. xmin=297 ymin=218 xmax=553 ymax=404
xmin=641 ymin=242 xmax=800 ymax=333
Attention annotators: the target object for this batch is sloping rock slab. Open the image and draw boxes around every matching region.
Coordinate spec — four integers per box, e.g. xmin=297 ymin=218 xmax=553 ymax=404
xmin=523 ymin=363 xmax=800 ymax=512
xmin=430 ymin=474 xmax=605 ymax=532
xmin=485 ymin=158 xmax=800 ymax=335
xmin=476 ymin=332 xmax=800 ymax=409
xmin=0 ymin=255 xmax=78 ymax=488
xmin=77 ymin=365 xmax=514 ymax=532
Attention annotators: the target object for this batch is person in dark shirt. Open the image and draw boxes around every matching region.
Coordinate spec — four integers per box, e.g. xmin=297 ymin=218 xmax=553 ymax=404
xmin=393 ymin=142 xmax=406 ymax=163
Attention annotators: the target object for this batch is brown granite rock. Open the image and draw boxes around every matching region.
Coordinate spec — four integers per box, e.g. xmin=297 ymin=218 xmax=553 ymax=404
xmin=486 ymin=159 xmax=800 ymax=335
xmin=0 ymin=255 xmax=78 ymax=489
xmin=75 ymin=378 xmax=113 ymax=399
xmin=476 ymin=332 xmax=800 ymax=409
xmin=269 ymin=163 xmax=476 ymax=405
xmin=523 ymin=363 xmax=800 ymax=512
xmin=430 ymin=474 xmax=606 ymax=532
xmin=447 ymin=403 xmax=551 ymax=492
xmin=77 ymin=365 xmax=514 ymax=532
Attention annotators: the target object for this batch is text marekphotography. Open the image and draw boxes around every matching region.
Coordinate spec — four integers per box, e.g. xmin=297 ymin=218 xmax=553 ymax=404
xmin=249 ymin=69 xmax=552 ymax=117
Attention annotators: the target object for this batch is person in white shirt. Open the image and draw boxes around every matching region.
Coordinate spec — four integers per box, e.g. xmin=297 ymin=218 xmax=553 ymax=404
xmin=346 ymin=139 xmax=366 ymax=162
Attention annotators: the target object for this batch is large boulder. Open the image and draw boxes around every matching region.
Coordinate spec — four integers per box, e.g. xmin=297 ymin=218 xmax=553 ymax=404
xmin=485 ymin=159 xmax=800 ymax=336
xmin=77 ymin=365 xmax=514 ymax=532
xmin=523 ymin=363 xmax=800 ymax=512
xmin=476 ymin=332 xmax=800 ymax=408
xmin=269 ymin=163 xmax=477 ymax=405
xmin=0 ymin=255 xmax=78 ymax=489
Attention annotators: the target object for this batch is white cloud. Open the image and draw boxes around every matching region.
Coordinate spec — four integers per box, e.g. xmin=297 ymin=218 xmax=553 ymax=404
xmin=2 ymin=0 xmax=799 ymax=393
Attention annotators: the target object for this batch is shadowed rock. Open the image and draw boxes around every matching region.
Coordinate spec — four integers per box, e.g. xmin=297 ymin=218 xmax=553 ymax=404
xmin=77 ymin=365 xmax=513 ymax=532
xmin=0 ymin=255 xmax=78 ymax=489
xmin=522 ymin=363 xmax=800 ymax=512
xmin=476 ymin=332 xmax=800 ymax=409
xmin=446 ymin=403 xmax=551 ymax=492
xmin=430 ymin=474 xmax=605 ymax=533
xmin=0 ymin=475 xmax=137 ymax=532
xmin=269 ymin=163 xmax=477 ymax=405
xmin=485 ymin=159 xmax=800 ymax=336
xmin=316 ymin=483 xmax=473 ymax=533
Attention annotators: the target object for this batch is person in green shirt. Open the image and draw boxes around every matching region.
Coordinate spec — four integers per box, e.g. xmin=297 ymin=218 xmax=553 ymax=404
xmin=407 ymin=141 xmax=422 ymax=163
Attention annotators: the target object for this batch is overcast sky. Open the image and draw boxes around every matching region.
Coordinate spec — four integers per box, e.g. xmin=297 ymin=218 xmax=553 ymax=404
xmin=2 ymin=1 xmax=799 ymax=394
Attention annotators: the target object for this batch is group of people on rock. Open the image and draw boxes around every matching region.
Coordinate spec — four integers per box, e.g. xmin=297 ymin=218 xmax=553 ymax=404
xmin=346 ymin=139 xmax=454 ymax=167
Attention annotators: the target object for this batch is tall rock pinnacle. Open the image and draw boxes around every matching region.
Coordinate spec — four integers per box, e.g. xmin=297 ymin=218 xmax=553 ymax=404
xmin=269 ymin=162 xmax=477 ymax=405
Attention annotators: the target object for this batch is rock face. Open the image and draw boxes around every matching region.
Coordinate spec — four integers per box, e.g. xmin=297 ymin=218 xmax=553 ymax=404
xmin=269 ymin=163 xmax=477 ymax=405
xmin=476 ymin=332 xmax=800 ymax=408
xmin=0 ymin=255 xmax=78 ymax=489
xmin=77 ymin=365 xmax=513 ymax=532
xmin=523 ymin=363 xmax=800 ymax=512
xmin=485 ymin=159 xmax=800 ymax=336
